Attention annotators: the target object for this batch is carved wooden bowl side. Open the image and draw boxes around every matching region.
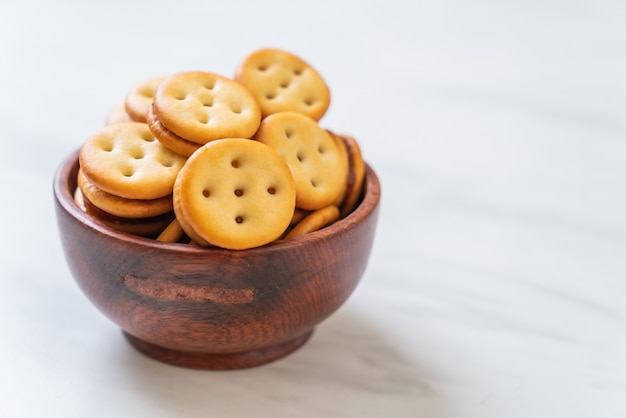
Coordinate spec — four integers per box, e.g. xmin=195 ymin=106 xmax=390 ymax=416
xmin=54 ymin=151 xmax=381 ymax=369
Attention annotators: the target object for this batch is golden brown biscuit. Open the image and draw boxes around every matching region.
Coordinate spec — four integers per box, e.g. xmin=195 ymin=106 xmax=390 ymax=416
xmin=147 ymin=103 xmax=201 ymax=157
xmin=105 ymin=103 xmax=133 ymax=125
xmin=254 ymin=112 xmax=347 ymax=210
xmin=125 ymin=76 xmax=166 ymax=123
xmin=78 ymin=187 xmax=175 ymax=237
xmin=326 ymin=130 xmax=349 ymax=207
xmin=153 ymin=71 xmax=261 ymax=144
xmin=156 ymin=218 xmax=184 ymax=243
xmin=73 ymin=186 xmax=87 ymax=211
xmin=79 ymin=122 xmax=187 ymax=200
xmin=235 ymin=48 xmax=330 ymax=121
xmin=77 ymin=169 xmax=173 ymax=218
xmin=290 ymin=207 xmax=311 ymax=226
xmin=173 ymin=138 xmax=296 ymax=249
xmin=338 ymin=134 xmax=365 ymax=218
xmin=284 ymin=205 xmax=340 ymax=239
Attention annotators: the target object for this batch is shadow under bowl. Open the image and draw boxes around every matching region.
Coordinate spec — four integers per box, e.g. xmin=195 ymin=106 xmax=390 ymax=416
xmin=53 ymin=150 xmax=381 ymax=369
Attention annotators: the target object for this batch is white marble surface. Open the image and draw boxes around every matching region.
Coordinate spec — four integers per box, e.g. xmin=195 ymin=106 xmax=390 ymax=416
xmin=1 ymin=0 xmax=625 ymax=416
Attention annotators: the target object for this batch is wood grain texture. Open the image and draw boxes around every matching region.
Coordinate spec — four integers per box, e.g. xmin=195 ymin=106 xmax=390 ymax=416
xmin=54 ymin=150 xmax=381 ymax=369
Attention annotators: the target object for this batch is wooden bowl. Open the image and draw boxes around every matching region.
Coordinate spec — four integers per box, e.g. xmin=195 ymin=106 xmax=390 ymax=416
xmin=53 ymin=150 xmax=380 ymax=369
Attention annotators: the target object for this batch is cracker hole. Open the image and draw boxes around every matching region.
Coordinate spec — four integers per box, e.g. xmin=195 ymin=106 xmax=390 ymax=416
xmin=159 ymin=157 xmax=175 ymax=168
xmin=141 ymin=132 xmax=155 ymax=142
xmin=265 ymin=92 xmax=276 ymax=100
xmin=202 ymin=99 xmax=213 ymax=107
xmin=100 ymin=141 xmax=114 ymax=152
xmin=204 ymin=80 xmax=216 ymax=90
xmin=121 ymin=166 xmax=134 ymax=177
xmin=304 ymin=98 xmax=315 ymax=107
xmin=257 ymin=64 xmax=269 ymax=71
xmin=131 ymin=148 xmax=144 ymax=159
xmin=297 ymin=153 xmax=304 ymax=162
xmin=202 ymin=189 xmax=210 ymax=198
xmin=231 ymin=160 xmax=240 ymax=168
xmin=294 ymin=68 xmax=304 ymax=76
xmin=231 ymin=105 xmax=242 ymax=114
xmin=235 ymin=216 xmax=244 ymax=224
xmin=279 ymin=80 xmax=290 ymax=88
xmin=285 ymin=129 xmax=293 ymax=139
xmin=310 ymin=179 xmax=317 ymax=188
xmin=317 ymin=145 xmax=325 ymax=154
xmin=234 ymin=189 xmax=244 ymax=197
xmin=198 ymin=113 xmax=209 ymax=124
xmin=174 ymin=93 xmax=187 ymax=100
xmin=267 ymin=187 xmax=276 ymax=195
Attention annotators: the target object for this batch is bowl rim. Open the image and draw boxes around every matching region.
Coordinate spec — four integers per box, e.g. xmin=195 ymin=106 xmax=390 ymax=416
xmin=54 ymin=149 xmax=381 ymax=254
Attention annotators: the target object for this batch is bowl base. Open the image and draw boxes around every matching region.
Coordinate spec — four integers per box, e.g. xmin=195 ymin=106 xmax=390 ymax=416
xmin=123 ymin=329 xmax=314 ymax=370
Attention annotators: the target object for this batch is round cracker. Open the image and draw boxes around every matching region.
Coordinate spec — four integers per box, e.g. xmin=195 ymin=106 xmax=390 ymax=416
xmin=254 ymin=112 xmax=347 ymax=211
xmin=326 ymin=130 xmax=349 ymax=207
xmin=338 ymin=134 xmax=366 ymax=217
xmin=73 ymin=186 xmax=87 ymax=212
xmin=125 ymin=75 xmax=166 ymax=123
xmin=290 ymin=207 xmax=310 ymax=226
xmin=235 ymin=48 xmax=330 ymax=121
xmin=147 ymin=102 xmax=201 ymax=157
xmin=79 ymin=188 xmax=175 ymax=237
xmin=156 ymin=218 xmax=184 ymax=243
xmin=173 ymin=138 xmax=296 ymax=250
xmin=77 ymin=169 xmax=173 ymax=218
xmin=79 ymin=122 xmax=187 ymax=200
xmin=153 ymin=71 xmax=261 ymax=144
xmin=284 ymin=205 xmax=340 ymax=240
xmin=105 ymin=102 xmax=133 ymax=125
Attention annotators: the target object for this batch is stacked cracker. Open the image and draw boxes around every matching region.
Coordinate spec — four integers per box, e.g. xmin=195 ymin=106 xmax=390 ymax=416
xmin=79 ymin=48 xmax=365 ymax=250
xmin=77 ymin=123 xmax=186 ymax=237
